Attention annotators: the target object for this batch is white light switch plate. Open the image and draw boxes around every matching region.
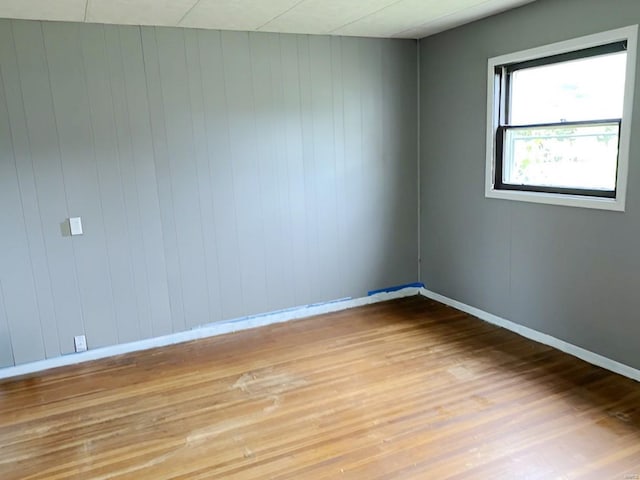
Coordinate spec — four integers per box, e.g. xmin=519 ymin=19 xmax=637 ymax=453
xmin=69 ymin=217 xmax=83 ymax=236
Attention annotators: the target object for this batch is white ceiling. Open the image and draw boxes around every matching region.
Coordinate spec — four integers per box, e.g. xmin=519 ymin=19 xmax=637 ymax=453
xmin=0 ymin=0 xmax=536 ymax=39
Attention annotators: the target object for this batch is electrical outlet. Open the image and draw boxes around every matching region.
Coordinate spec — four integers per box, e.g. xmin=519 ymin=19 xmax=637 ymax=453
xmin=74 ymin=335 xmax=87 ymax=353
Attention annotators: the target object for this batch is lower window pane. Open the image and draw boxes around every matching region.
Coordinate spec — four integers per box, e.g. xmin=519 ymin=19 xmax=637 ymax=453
xmin=503 ymin=123 xmax=619 ymax=191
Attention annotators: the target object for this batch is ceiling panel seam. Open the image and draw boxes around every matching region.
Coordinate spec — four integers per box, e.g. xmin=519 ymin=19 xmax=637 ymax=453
xmin=256 ymin=0 xmax=310 ymax=31
xmin=177 ymin=0 xmax=203 ymax=26
xmin=394 ymin=4 xmax=477 ymax=37
xmin=327 ymin=0 xmax=405 ymax=34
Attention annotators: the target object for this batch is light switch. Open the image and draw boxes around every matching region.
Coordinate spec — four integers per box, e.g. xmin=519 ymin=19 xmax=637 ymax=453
xmin=69 ymin=217 xmax=83 ymax=236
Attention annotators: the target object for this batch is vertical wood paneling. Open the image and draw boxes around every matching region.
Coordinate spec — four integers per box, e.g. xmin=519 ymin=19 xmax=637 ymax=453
xmin=0 ymin=20 xmax=60 ymax=359
xmin=154 ymin=27 xmax=210 ymax=329
xmin=340 ymin=37 xmax=367 ymax=297
xmin=101 ymin=24 xmax=150 ymax=343
xmin=330 ymin=36 xmax=348 ymax=300
xmin=309 ymin=35 xmax=340 ymax=302
xmin=358 ymin=38 xmax=385 ymax=288
xmin=76 ymin=24 xmax=124 ymax=348
xmin=196 ymin=29 xmax=244 ymax=320
xmin=0 ymin=19 xmax=418 ymax=367
xmin=11 ymin=21 xmax=84 ymax=356
xmin=265 ymin=34 xmax=297 ymax=308
xmin=43 ymin=22 xmax=118 ymax=349
xmin=249 ymin=32 xmax=288 ymax=312
xmin=0 ymin=48 xmax=45 ymax=364
xmin=184 ymin=29 xmax=223 ymax=325
xmin=280 ymin=34 xmax=312 ymax=307
xmin=117 ymin=25 xmax=172 ymax=338
xmin=0 ymin=281 xmax=14 ymax=367
xmin=221 ymin=30 xmax=269 ymax=315
xmin=383 ymin=40 xmax=418 ymax=285
xmin=297 ymin=35 xmax=322 ymax=306
xmin=140 ymin=26 xmax=186 ymax=333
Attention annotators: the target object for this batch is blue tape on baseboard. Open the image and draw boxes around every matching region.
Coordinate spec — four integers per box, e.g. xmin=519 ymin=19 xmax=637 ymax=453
xmin=367 ymin=282 xmax=425 ymax=296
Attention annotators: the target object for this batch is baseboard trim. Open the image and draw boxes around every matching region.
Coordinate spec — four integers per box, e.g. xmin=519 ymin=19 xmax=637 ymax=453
xmin=6 ymin=286 xmax=637 ymax=384
xmin=419 ymin=288 xmax=640 ymax=383
xmin=0 ymin=287 xmax=422 ymax=381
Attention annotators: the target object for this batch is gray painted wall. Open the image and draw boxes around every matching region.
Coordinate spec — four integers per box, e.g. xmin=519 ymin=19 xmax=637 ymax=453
xmin=0 ymin=19 xmax=418 ymax=367
xmin=420 ymin=0 xmax=640 ymax=369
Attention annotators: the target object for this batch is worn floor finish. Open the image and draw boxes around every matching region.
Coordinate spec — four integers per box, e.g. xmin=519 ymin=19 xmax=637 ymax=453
xmin=1 ymin=296 xmax=639 ymax=479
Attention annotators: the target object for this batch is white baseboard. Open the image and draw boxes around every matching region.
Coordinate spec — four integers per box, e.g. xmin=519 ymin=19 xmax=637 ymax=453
xmin=0 ymin=287 xmax=422 ymax=381
xmin=6 ymin=286 xmax=637 ymax=384
xmin=419 ymin=288 xmax=640 ymax=383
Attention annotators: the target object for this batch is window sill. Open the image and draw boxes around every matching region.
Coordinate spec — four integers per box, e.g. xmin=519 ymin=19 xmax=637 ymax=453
xmin=485 ymin=188 xmax=625 ymax=212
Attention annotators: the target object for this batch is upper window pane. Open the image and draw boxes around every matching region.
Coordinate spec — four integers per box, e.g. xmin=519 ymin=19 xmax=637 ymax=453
xmin=510 ymin=52 xmax=627 ymax=125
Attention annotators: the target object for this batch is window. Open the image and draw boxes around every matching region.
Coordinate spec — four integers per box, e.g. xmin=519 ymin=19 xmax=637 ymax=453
xmin=486 ymin=26 xmax=638 ymax=211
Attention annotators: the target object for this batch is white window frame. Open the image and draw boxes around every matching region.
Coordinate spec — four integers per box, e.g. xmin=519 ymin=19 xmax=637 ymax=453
xmin=485 ymin=26 xmax=638 ymax=212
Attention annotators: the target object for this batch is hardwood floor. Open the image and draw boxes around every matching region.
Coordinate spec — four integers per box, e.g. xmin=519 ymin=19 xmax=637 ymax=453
xmin=1 ymin=296 xmax=639 ymax=479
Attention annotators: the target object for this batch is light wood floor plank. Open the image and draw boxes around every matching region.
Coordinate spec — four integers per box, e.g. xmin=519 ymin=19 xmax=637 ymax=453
xmin=1 ymin=297 xmax=638 ymax=479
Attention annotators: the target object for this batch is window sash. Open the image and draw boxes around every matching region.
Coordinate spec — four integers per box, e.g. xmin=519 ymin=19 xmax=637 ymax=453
xmin=495 ymin=119 xmax=621 ymax=198
xmin=496 ymin=41 xmax=627 ymax=128
xmin=503 ymin=41 xmax=627 ymax=76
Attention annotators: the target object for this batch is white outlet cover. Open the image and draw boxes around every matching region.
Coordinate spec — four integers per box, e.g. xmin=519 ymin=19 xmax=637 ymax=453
xmin=74 ymin=335 xmax=87 ymax=352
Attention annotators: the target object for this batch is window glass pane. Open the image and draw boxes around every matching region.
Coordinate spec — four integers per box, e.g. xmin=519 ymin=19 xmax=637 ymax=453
xmin=503 ymin=123 xmax=619 ymax=191
xmin=510 ymin=52 xmax=627 ymax=125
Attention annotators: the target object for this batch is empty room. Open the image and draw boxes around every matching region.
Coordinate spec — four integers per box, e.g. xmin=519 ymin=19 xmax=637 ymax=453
xmin=1 ymin=0 xmax=639 ymax=478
